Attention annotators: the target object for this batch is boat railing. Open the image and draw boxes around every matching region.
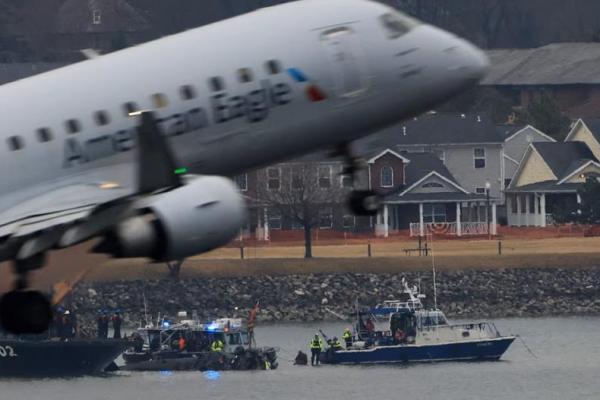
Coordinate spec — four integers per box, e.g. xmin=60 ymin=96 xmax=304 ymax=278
xmin=447 ymin=322 xmax=501 ymax=338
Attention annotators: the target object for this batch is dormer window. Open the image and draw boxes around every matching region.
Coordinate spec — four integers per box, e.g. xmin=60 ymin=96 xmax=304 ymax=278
xmin=92 ymin=10 xmax=102 ymax=25
xmin=381 ymin=166 xmax=394 ymax=187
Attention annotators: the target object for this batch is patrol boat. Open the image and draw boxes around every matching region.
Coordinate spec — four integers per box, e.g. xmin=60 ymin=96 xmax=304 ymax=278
xmin=122 ymin=314 xmax=278 ymax=371
xmin=321 ymin=280 xmax=515 ymax=364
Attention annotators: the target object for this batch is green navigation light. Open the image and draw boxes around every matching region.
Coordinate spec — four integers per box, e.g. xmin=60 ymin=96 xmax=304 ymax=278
xmin=174 ymin=167 xmax=188 ymax=175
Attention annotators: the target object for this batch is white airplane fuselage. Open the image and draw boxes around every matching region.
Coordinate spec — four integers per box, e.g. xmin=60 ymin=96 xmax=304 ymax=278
xmin=0 ymin=0 xmax=488 ymax=215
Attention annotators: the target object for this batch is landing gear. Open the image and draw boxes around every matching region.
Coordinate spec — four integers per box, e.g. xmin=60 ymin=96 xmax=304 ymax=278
xmin=335 ymin=143 xmax=382 ymax=216
xmin=0 ymin=253 xmax=52 ymax=334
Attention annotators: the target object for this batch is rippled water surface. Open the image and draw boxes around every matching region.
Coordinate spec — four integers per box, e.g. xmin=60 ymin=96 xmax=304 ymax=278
xmin=1 ymin=318 xmax=600 ymax=400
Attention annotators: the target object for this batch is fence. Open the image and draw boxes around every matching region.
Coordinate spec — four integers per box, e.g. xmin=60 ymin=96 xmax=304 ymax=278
xmin=409 ymin=222 xmax=488 ymax=237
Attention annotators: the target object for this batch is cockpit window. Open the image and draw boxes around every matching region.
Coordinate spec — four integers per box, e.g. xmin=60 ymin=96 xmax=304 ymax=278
xmin=379 ymin=12 xmax=419 ymax=39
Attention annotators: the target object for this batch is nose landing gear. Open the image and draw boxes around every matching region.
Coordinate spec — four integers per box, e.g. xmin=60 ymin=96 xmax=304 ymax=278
xmin=0 ymin=253 xmax=52 ymax=335
xmin=336 ymin=144 xmax=382 ymax=217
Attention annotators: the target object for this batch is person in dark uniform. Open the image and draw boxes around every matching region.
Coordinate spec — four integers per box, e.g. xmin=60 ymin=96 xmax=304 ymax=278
xmin=96 ymin=312 xmax=104 ymax=339
xmin=112 ymin=312 xmax=122 ymax=339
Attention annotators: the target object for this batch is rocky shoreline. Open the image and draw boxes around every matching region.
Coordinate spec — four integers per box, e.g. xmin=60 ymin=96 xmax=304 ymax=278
xmin=70 ymin=267 xmax=600 ymax=330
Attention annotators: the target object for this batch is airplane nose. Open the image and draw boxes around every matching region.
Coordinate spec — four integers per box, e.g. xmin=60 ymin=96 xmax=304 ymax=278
xmin=447 ymin=39 xmax=489 ymax=82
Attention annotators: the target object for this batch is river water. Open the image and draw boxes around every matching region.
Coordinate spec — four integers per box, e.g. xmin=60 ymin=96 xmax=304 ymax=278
xmin=1 ymin=317 xmax=599 ymax=400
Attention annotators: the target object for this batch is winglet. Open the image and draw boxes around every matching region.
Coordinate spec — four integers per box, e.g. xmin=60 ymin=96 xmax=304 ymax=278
xmin=136 ymin=111 xmax=182 ymax=193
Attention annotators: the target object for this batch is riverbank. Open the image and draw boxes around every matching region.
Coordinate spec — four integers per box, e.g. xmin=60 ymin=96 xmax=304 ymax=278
xmin=70 ymin=267 xmax=600 ymax=329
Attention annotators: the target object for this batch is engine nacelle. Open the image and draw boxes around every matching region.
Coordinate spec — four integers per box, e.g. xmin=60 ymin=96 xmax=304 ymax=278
xmin=95 ymin=176 xmax=246 ymax=261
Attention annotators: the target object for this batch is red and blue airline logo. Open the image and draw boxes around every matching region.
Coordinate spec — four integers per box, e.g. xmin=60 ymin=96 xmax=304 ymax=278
xmin=287 ymin=67 xmax=327 ymax=102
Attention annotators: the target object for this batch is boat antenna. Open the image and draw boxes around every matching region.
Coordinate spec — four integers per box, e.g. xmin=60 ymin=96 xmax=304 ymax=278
xmin=142 ymin=286 xmax=149 ymax=328
xmin=429 ymin=233 xmax=438 ymax=310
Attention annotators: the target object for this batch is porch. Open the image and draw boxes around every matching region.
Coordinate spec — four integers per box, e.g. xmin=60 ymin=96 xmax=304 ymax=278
xmin=375 ymin=193 xmax=497 ymax=238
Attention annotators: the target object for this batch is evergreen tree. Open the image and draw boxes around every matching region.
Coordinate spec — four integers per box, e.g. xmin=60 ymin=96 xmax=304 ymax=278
xmin=526 ymin=94 xmax=571 ymax=141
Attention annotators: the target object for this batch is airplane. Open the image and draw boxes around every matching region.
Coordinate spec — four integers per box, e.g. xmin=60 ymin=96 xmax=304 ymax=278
xmin=0 ymin=0 xmax=488 ymax=334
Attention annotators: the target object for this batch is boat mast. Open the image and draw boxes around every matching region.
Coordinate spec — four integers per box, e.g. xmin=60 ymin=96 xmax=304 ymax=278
xmin=429 ymin=233 xmax=438 ymax=310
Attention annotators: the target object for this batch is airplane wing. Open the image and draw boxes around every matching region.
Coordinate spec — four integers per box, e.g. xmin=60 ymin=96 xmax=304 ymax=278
xmin=0 ymin=112 xmax=182 ymax=262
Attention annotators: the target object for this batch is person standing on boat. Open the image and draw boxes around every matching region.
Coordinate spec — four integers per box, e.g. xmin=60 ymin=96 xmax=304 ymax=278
xmin=309 ymin=334 xmax=323 ymax=366
xmin=112 ymin=312 xmax=122 ymax=339
xmin=342 ymin=328 xmax=352 ymax=348
xmin=211 ymin=338 xmax=224 ymax=353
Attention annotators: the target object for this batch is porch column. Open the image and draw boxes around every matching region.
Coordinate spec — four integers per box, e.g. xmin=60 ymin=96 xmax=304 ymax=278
xmin=456 ymin=202 xmax=462 ymax=237
xmin=256 ymin=211 xmax=263 ymax=240
xmin=419 ymin=203 xmax=425 ymax=237
xmin=534 ymin=193 xmax=540 ymax=226
xmin=263 ymin=207 xmax=270 ymax=241
xmin=492 ymin=203 xmax=497 ymax=235
xmin=383 ymin=204 xmax=389 ymax=238
xmin=506 ymin=196 xmax=513 ymax=226
xmin=516 ymin=195 xmax=522 ymax=226
xmin=524 ymin=195 xmax=531 ymax=226
xmin=540 ymin=194 xmax=547 ymax=228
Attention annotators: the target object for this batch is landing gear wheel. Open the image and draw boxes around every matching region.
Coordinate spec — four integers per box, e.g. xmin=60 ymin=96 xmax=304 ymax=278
xmin=348 ymin=190 xmax=381 ymax=216
xmin=0 ymin=291 xmax=52 ymax=335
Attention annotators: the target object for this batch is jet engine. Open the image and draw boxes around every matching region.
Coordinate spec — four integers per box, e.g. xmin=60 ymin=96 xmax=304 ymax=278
xmin=94 ymin=176 xmax=246 ymax=260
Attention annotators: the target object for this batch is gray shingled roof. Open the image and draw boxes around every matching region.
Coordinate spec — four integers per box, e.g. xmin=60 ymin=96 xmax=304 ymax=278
xmin=506 ymin=180 xmax=582 ymax=193
xmin=533 ymin=141 xmax=597 ymax=179
xmin=582 ymin=118 xmax=600 ymax=143
xmin=385 ymin=192 xmax=488 ymax=204
xmin=356 ymin=113 xmax=503 ymax=150
xmin=483 ymin=43 xmax=600 ymax=86
xmin=402 ymin=152 xmax=460 ymax=187
xmin=496 ymin=124 xmax=525 ymax=139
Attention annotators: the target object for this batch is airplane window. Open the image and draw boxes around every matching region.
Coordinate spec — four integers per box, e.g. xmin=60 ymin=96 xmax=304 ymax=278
xmin=180 ymin=85 xmax=197 ymax=100
xmin=94 ymin=110 xmax=110 ymax=126
xmin=151 ymin=93 xmax=168 ymax=109
xmin=265 ymin=60 xmax=282 ymax=75
xmin=7 ymin=136 xmax=24 ymax=151
xmin=65 ymin=119 xmax=82 ymax=134
xmin=237 ymin=68 xmax=254 ymax=83
xmin=36 ymin=128 xmax=53 ymax=143
xmin=123 ymin=102 xmax=139 ymax=116
xmin=379 ymin=12 xmax=420 ymax=39
xmin=209 ymin=77 xmax=225 ymax=92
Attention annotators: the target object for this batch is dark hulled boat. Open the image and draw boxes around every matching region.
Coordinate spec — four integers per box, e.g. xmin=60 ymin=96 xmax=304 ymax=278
xmin=0 ymin=339 xmax=130 ymax=377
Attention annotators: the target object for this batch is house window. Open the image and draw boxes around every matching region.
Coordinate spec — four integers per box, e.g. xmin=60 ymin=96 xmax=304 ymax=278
xmin=291 ymin=219 xmax=303 ymax=229
xmin=475 ymin=187 xmax=486 ymax=195
xmin=422 ymin=182 xmax=444 ymax=189
xmin=341 ymin=175 xmax=353 ymax=188
xmin=65 ymin=119 xmax=82 ymax=134
xmin=268 ymin=210 xmax=282 ymax=230
xmin=381 ymin=166 xmax=394 ymax=187
xmin=319 ymin=166 xmax=331 ymax=189
xmin=265 ymin=60 xmax=282 ymax=75
xmin=237 ymin=68 xmax=254 ymax=83
xmin=209 ymin=77 xmax=225 ymax=92
xmin=291 ymin=169 xmax=303 ymax=190
xmin=180 ymin=85 xmax=197 ymax=100
xmin=235 ymin=174 xmax=248 ymax=191
xmin=423 ymin=204 xmax=447 ymax=223
xmin=504 ymin=179 xmax=512 ymax=188
xmin=151 ymin=93 xmax=168 ymax=109
xmin=92 ymin=10 xmax=101 ymax=25
xmin=267 ymin=168 xmax=281 ymax=190
xmin=343 ymin=215 xmax=355 ymax=229
xmin=511 ymin=196 xmax=518 ymax=213
xmin=474 ymin=148 xmax=486 ymax=169
xmin=36 ymin=128 xmax=53 ymax=143
xmin=94 ymin=110 xmax=110 ymax=126
xmin=435 ymin=149 xmax=445 ymax=164
xmin=319 ymin=208 xmax=333 ymax=229
xmin=7 ymin=136 xmax=24 ymax=151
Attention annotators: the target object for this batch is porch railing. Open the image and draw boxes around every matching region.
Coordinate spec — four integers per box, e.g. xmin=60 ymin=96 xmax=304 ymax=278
xmin=409 ymin=222 xmax=489 ymax=237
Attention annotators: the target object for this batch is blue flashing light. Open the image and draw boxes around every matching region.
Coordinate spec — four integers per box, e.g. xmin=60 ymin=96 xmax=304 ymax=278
xmin=162 ymin=321 xmax=171 ymax=328
xmin=159 ymin=370 xmax=173 ymax=377
xmin=203 ymin=370 xmax=221 ymax=381
xmin=207 ymin=323 xmax=219 ymax=332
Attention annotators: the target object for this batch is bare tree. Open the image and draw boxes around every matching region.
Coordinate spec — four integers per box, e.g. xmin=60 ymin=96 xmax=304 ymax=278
xmin=257 ymin=163 xmax=346 ymax=258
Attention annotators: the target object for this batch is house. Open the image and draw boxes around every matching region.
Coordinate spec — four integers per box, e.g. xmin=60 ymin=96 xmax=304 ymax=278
xmin=373 ymin=151 xmax=495 ymax=238
xmin=565 ymin=118 xmax=600 ymax=161
xmin=505 ymin=142 xmax=600 ymax=226
xmin=358 ymin=113 xmax=505 ymax=202
xmin=482 ymin=43 xmax=600 ymax=118
xmin=498 ymin=124 xmax=556 ymax=190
